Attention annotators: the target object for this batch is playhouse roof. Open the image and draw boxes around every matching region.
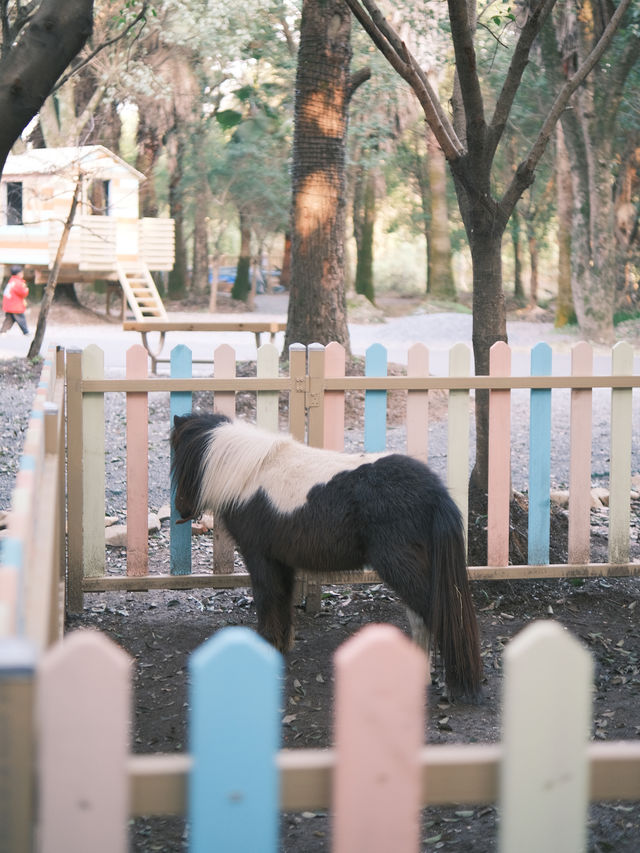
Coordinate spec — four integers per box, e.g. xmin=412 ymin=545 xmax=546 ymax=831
xmin=3 ymin=145 xmax=146 ymax=182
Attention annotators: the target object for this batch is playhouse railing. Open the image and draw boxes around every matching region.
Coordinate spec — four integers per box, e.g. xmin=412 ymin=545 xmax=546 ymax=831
xmin=64 ymin=339 xmax=639 ymax=611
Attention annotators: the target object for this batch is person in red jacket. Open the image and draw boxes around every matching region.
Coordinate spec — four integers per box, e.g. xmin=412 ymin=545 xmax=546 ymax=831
xmin=1 ymin=266 xmax=29 ymax=335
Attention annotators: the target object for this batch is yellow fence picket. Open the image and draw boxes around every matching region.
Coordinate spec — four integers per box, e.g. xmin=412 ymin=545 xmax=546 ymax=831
xmin=609 ymin=342 xmax=633 ymax=564
xmin=126 ymin=345 xmax=149 ymax=576
xmin=257 ymin=343 xmax=280 ymax=433
xmin=568 ymin=342 xmax=593 ymax=564
xmin=499 ymin=621 xmax=592 ymax=852
xmin=213 ymin=344 xmax=237 ymax=419
xmin=38 ymin=631 xmax=131 ymax=853
xmin=406 ymin=343 xmax=429 ymax=462
xmin=81 ymin=345 xmax=105 ymax=578
xmin=212 ymin=345 xmax=236 ymax=573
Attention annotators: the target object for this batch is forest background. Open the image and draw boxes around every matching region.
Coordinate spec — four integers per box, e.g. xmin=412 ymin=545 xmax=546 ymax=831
xmin=0 ymin=0 xmax=639 ymax=487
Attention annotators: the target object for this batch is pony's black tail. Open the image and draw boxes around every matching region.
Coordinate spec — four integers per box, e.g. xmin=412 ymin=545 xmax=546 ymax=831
xmin=428 ymin=501 xmax=483 ymax=703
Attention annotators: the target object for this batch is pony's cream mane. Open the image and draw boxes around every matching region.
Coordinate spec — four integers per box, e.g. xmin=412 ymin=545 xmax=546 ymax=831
xmin=200 ymin=420 xmax=377 ymax=515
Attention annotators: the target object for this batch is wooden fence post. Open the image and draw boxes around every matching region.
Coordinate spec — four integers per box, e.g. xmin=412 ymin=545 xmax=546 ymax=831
xmin=528 ymin=342 xmax=552 ymax=564
xmin=288 ymin=343 xmax=307 ymax=443
xmin=609 ymin=341 xmax=633 ymax=564
xmin=170 ymin=345 xmax=193 ymax=575
xmin=38 ymin=630 xmax=131 ymax=853
xmin=499 ymin=621 xmax=592 ymax=852
xmin=333 ymin=624 xmax=426 ymax=853
xmin=189 ymin=627 xmax=282 ymax=853
xmin=66 ymin=349 xmax=84 ymax=613
xmin=307 ymin=344 xmax=326 ymax=448
xmin=0 ymin=637 xmax=35 ymax=853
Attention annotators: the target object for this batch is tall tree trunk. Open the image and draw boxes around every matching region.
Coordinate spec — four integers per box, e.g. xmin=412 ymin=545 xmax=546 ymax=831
xmin=426 ymin=127 xmax=456 ymax=300
xmin=168 ymin=134 xmax=187 ymax=299
xmin=510 ymin=209 xmax=524 ymax=304
xmin=527 ymin=229 xmax=539 ymax=307
xmin=192 ymin=190 xmax=210 ymax=295
xmin=353 ymin=165 xmax=376 ymax=303
xmin=232 ymin=212 xmax=252 ymax=302
xmin=467 ymin=223 xmax=508 ymax=491
xmin=0 ymin=0 xmax=94 ymax=175
xmin=284 ymin=0 xmax=352 ymax=350
xmin=280 ymin=232 xmax=292 ymax=290
xmin=555 ymin=124 xmax=574 ymax=326
xmin=136 ymin=115 xmax=161 ymax=218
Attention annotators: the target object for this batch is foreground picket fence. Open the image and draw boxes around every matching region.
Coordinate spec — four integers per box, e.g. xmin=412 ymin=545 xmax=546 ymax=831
xmin=66 ymin=338 xmax=640 ymax=610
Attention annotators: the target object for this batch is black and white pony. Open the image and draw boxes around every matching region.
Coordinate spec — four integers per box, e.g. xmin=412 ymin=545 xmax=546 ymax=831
xmin=171 ymin=412 xmax=483 ymax=703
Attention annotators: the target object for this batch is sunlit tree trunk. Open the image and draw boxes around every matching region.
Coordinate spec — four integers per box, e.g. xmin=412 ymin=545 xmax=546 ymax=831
xmin=285 ymin=0 xmax=353 ymax=349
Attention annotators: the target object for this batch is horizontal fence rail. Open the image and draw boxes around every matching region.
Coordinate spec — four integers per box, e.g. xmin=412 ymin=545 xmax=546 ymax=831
xmin=64 ymin=340 xmax=639 ymax=609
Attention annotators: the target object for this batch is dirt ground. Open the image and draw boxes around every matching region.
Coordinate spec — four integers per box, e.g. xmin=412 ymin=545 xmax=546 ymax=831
xmin=4 ymin=291 xmax=640 ymax=851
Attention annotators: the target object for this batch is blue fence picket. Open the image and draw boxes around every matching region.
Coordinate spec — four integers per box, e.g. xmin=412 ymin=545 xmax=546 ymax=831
xmin=188 ymin=627 xmax=283 ymax=853
xmin=170 ymin=346 xmax=193 ymax=575
xmin=364 ymin=343 xmax=387 ymax=452
xmin=528 ymin=342 xmax=552 ymax=564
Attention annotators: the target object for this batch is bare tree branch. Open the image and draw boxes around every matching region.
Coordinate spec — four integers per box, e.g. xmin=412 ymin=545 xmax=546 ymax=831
xmin=447 ymin=0 xmax=486 ymax=155
xmin=52 ymin=2 xmax=149 ymax=93
xmin=499 ymin=0 xmax=634 ymax=221
xmin=488 ymin=0 xmax=558 ymax=161
xmin=343 ymin=0 xmax=464 ymax=158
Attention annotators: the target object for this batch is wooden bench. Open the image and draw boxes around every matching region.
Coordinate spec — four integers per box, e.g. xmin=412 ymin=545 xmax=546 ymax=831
xmin=123 ymin=319 xmax=287 ymax=372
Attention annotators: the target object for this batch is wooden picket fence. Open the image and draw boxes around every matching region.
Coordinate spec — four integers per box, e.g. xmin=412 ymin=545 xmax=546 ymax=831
xmin=20 ymin=620 xmax=640 ymax=852
xmin=65 ymin=338 xmax=640 ymax=612
xmin=1 ymin=339 xmax=639 ymax=851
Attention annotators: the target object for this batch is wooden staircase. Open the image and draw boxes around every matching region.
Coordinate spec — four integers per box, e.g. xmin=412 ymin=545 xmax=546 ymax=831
xmin=117 ymin=261 xmax=167 ymax=321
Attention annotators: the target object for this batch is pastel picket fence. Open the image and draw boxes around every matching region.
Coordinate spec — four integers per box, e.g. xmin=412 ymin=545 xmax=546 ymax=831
xmin=1 ymin=340 xmax=640 ymax=850
xmin=63 ymin=338 xmax=640 ymax=611
xmin=28 ymin=621 xmax=640 ymax=852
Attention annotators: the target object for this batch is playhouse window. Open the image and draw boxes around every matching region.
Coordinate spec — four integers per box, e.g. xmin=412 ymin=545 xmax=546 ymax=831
xmin=6 ymin=182 xmax=23 ymax=225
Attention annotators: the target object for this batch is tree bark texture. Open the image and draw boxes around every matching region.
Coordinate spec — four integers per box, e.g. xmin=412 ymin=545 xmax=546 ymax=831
xmin=353 ymin=165 xmax=376 ymax=303
xmin=232 ymin=213 xmax=252 ymax=302
xmin=285 ymin=0 xmax=352 ymax=350
xmin=555 ymin=122 xmax=574 ymax=326
xmin=0 ymin=0 xmax=93 ymax=175
xmin=167 ymin=132 xmax=187 ymax=298
xmin=426 ymin=126 xmax=456 ymax=300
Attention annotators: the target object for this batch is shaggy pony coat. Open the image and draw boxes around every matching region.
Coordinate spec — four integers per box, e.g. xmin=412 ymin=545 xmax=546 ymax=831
xmin=171 ymin=412 xmax=483 ymax=702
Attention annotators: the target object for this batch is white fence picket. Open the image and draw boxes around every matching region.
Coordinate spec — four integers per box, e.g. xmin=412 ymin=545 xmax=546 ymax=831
xmin=499 ymin=621 xmax=592 ymax=852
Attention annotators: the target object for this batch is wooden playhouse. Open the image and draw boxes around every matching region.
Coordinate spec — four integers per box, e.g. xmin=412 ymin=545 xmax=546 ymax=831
xmin=0 ymin=145 xmax=173 ymax=319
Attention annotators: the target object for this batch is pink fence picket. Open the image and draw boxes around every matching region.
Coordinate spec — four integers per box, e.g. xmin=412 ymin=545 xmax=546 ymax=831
xmin=487 ymin=342 xmax=511 ymax=566
xmin=126 ymin=345 xmax=149 ymax=576
xmin=333 ymin=624 xmax=427 ymax=853
xmin=38 ymin=630 xmax=131 ymax=853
